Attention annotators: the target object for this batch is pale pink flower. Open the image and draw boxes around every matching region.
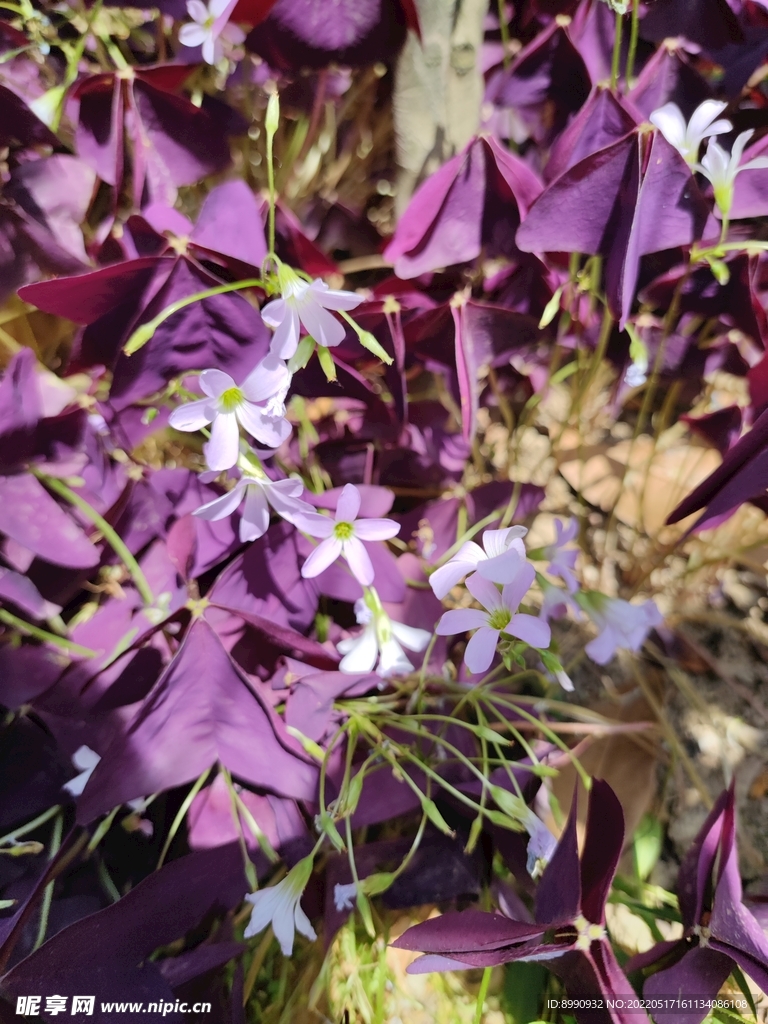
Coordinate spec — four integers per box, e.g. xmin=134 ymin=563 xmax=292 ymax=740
xmin=336 ymin=596 xmax=431 ymax=677
xmin=429 ymin=526 xmax=528 ymax=600
xmin=168 ymin=356 xmax=291 ymax=472
xmin=578 ymin=593 xmax=663 ymax=665
xmin=179 ymin=0 xmax=245 ymax=65
xmin=436 ymin=556 xmax=551 ymax=674
xmin=540 ymin=518 xmax=579 ymax=593
xmin=294 ymin=483 xmax=400 ymax=587
xmin=193 ymin=472 xmax=313 ymax=542
xmin=262 ymin=266 xmax=362 ymax=359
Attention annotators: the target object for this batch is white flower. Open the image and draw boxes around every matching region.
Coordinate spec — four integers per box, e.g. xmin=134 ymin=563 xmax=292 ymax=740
xmin=168 ymin=356 xmax=291 ymax=472
xmin=179 ymin=0 xmax=245 ymax=65
xmin=428 ymin=526 xmax=528 ymax=600
xmin=577 ymin=592 xmax=663 ymax=665
xmin=696 ymin=130 xmax=768 ymax=217
xmin=294 ymin=483 xmax=400 ymax=587
xmin=333 ymin=882 xmax=358 ymax=912
xmin=244 ymin=855 xmax=316 ymax=956
xmin=193 ymin=466 xmax=314 ymax=542
xmin=649 ymin=100 xmax=732 ymax=167
xmin=63 ymin=745 xmax=101 ymax=797
xmin=522 ymin=808 xmax=557 ymax=879
xmin=337 ymin=592 xmax=431 ymax=678
xmin=262 ymin=266 xmax=362 ymax=359
xmin=63 ymin=746 xmax=146 ymax=810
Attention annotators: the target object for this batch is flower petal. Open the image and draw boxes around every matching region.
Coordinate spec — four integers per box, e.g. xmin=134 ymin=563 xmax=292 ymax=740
xmin=293 ymin=899 xmax=318 ymax=945
xmin=269 ymin=305 xmax=301 ymax=359
xmin=507 ymin=613 xmax=551 ymax=649
xmin=464 ymin=627 xmax=500 ymax=674
xmin=649 ymin=103 xmax=686 ymax=147
xmin=204 ymin=412 xmax=240 ymax=471
xmin=201 ymin=34 xmax=217 ymax=64
xmin=179 ymin=23 xmax=208 ymax=45
xmin=308 ymin=280 xmax=362 ymax=311
xmin=193 ymin=482 xmax=246 ymax=521
xmin=499 ymin=560 xmax=536 ymax=611
xmin=465 ymin=572 xmax=504 ymax=613
xmin=435 ymin=608 xmax=488 ymax=635
xmin=301 ymin=537 xmax=343 ymax=578
xmin=338 ymin=625 xmax=378 ymax=673
xmin=199 ymin=368 xmax=236 ymax=399
xmin=168 ymin=398 xmax=215 ymax=432
xmin=186 ymin=0 xmax=209 ymax=20
xmin=292 ymin=510 xmax=335 ymax=538
xmin=353 ymin=517 xmax=400 ymax=541
xmin=335 ymin=483 xmax=361 ymax=523
xmin=241 ymin=354 xmax=290 ymax=404
xmin=688 ymin=99 xmax=729 ymax=140
xmin=390 ymin=621 xmax=432 ymax=653
xmin=299 ymin=301 xmax=346 ymax=349
xmin=379 ymin=637 xmax=414 ymax=677
xmin=482 ymin=526 xmax=527 ymax=559
xmin=585 ymin=626 xmax=618 ymax=665
xmin=429 ymin=559 xmax=476 ymax=600
xmin=244 ymin=888 xmax=281 ymax=939
xmin=240 ymin=484 xmax=270 ymax=541
xmin=343 ymin=536 xmax=375 ymax=586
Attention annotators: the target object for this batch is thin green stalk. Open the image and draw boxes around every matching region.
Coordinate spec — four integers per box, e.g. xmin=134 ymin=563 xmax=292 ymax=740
xmin=474 ymin=966 xmax=493 ymax=1024
xmin=156 ymin=766 xmax=211 ymax=869
xmin=32 ymin=812 xmax=63 ymax=951
xmin=497 ymin=0 xmax=511 ymax=70
xmin=625 ymin=0 xmax=640 ymax=84
xmin=87 ymin=806 xmax=119 ymax=853
xmin=0 ymin=805 xmax=61 ymax=847
xmin=33 ymin=470 xmax=154 ymax=608
xmin=610 ymin=10 xmax=624 ymax=91
xmin=123 ymin=279 xmax=265 ymax=356
xmin=0 ymin=610 xmax=97 ymax=658
xmin=222 ymin=767 xmax=258 ymax=891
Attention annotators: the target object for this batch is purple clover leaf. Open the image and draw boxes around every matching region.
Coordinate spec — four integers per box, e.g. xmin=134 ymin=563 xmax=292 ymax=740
xmin=627 ymin=784 xmax=768 ymax=1024
xmin=394 ymin=781 xmax=647 ymax=1024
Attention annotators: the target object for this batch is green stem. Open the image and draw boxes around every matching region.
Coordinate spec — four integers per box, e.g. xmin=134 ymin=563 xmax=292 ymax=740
xmin=33 ymin=470 xmax=154 ymax=607
xmin=497 ymin=0 xmax=511 ymax=71
xmin=0 ymin=610 xmax=97 ymax=658
xmin=156 ymin=766 xmax=211 ymax=869
xmin=123 ymin=279 xmax=265 ymax=356
xmin=267 ymin=124 xmax=276 ymax=257
xmin=474 ymin=966 xmax=493 ymax=1024
xmin=610 ymin=10 xmax=624 ymax=91
xmin=625 ymin=0 xmax=639 ymax=84
xmin=32 ymin=812 xmax=63 ymax=951
xmin=0 ymin=805 xmax=61 ymax=847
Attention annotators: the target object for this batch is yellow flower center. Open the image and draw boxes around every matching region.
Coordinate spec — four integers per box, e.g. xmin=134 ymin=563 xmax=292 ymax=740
xmin=573 ymin=914 xmax=606 ymax=951
xmin=219 ymin=387 xmax=244 ymax=413
xmin=488 ymin=608 xmax=512 ymax=631
xmin=333 ymin=521 xmax=354 ymax=541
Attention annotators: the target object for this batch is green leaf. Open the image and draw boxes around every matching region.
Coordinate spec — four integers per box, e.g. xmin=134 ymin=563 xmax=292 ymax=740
xmin=730 ymin=965 xmax=758 ymax=1020
xmin=503 ymin=962 xmax=548 ymax=1024
xmin=633 ymin=814 xmax=663 ymax=882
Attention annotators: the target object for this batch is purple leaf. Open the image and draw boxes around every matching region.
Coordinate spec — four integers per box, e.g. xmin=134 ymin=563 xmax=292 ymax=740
xmin=76 ymin=618 xmax=318 ymax=823
xmin=0 ymin=474 xmax=100 ymax=568
xmin=392 ymin=909 xmax=545 ymax=954
xmin=2 ymin=845 xmax=250 ymax=1020
xmin=518 ymin=129 xmax=709 ymax=325
xmin=535 ymin=790 xmax=581 ymax=925
xmin=385 ymin=136 xmax=541 ymax=279
xmin=579 ymin=779 xmax=625 ymax=925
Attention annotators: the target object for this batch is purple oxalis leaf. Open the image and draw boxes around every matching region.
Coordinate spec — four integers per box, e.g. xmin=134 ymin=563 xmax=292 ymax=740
xmin=517 ymin=127 xmax=710 ymax=325
xmin=76 ymin=617 xmax=318 ymax=823
xmin=384 ymin=135 xmax=541 ymax=279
